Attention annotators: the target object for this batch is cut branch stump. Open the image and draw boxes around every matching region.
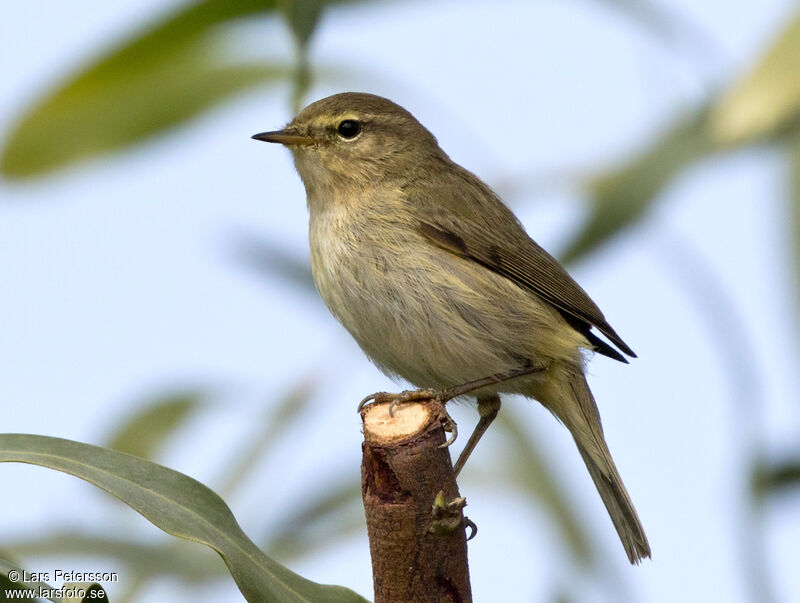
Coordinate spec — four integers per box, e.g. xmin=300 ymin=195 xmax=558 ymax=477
xmin=360 ymin=399 xmax=472 ymax=603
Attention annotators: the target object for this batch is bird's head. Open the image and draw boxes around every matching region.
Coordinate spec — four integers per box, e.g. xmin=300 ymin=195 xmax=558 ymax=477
xmin=253 ymin=92 xmax=443 ymax=198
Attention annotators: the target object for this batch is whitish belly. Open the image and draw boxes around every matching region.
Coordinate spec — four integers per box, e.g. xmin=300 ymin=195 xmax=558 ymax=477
xmin=308 ymin=212 xmax=562 ymax=389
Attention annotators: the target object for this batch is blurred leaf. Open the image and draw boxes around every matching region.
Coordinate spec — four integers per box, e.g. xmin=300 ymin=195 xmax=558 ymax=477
xmin=280 ymin=0 xmax=406 ymax=110
xmin=289 ymin=60 xmax=312 ymax=113
xmin=234 ymin=233 xmax=316 ymax=293
xmin=0 ymin=434 xmax=368 ymax=603
xmin=279 ymin=0 xmax=325 ymax=109
xmin=217 ymin=382 xmax=317 ymax=498
xmin=107 ymin=391 xmax=206 ymax=459
xmin=0 ymin=0 xmax=288 ymax=179
xmin=752 ymin=458 xmax=800 ymax=499
xmin=711 ymin=10 xmax=800 ymax=145
xmin=264 ymin=480 xmax=363 ymax=560
xmin=7 ymin=533 xmax=227 ymax=603
xmin=1 ymin=42 xmax=289 ymax=179
xmin=562 ymin=108 xmax=712 ymax=264
xmin=279 ymin=0 xmax=326 ymax=47
xmin=62 ymin=583 xmax=108 ymax=603
xmin=4 ymin=533 xmax=222 ymax=584
xmin=278 ymin=0 xmax=355 ymax=116
xmin=0 ymin=0 xmax=385 ymax=177
xmin=495 ymin=408 xmax=595 ymax=566
xmin=0 ymin=556 xmax=58 ymax=602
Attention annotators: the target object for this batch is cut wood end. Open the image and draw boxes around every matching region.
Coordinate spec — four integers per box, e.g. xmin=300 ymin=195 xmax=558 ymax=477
xmin=362 ymin=401 xmax=435 ymax=444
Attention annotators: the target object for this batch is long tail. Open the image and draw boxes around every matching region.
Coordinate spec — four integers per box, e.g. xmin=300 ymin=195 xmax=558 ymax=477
xmin=575 ymin=436 xmax=651 ymax=564
xmin=535 ymin=365 xmax=651 ymax=564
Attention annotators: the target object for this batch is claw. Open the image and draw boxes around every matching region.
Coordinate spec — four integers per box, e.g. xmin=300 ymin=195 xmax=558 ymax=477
xmin=464 ymin=516 xmax=478 ymax=541
xmin=439 ymin=409 xmax=459 ymax=448
xmin=357 ymin=391 xmax=388 ymax=413
xmin=359 ymin=388 xmax=460 ymax=448
xmin=359 ymin=388 xmax=439 ymax=415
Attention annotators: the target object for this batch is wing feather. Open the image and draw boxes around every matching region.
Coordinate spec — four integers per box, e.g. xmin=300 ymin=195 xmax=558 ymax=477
xmin=418 ymin=216 xmax=635 ymax=360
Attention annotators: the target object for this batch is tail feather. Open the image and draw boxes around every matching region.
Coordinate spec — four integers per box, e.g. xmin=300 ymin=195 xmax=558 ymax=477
xmin=576 ymin=442 xmax=651 ymax=564
xmin=533 ymin=364 xmax=651 ymax=564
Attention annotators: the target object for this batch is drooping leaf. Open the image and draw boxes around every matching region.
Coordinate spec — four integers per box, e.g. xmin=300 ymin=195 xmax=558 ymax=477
xmin=0 ymin=434 xmax=367 ymax=603
xmin=711 ymin=10 xmax=800 ymax=145
xmin=279 ymin=0 xmax=327 ymax=47
xmin=107 ymin=391 xmax=206 ymax=459
xmin=562 ymin=108 xmax=712 ymax=264
xmin=0 ymin=0 xmax=285 ymax=179
xmin=278 ymin=0 xmax=343 ymax=115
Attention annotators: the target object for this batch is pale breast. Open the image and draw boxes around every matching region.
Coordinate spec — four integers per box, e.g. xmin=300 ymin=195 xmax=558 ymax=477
xmin=309 ymin=203 xmax=408 ymax=359
xmin=307 ymin=199 xmax=585 ymax=390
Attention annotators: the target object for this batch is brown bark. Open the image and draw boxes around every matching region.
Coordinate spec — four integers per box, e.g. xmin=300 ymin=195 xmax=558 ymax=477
xmin=360 ymin=400 xmax=472 ymax=603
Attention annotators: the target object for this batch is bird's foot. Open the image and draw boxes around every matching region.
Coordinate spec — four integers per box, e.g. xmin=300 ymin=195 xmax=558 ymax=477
xmin=357 ymin=388 xmax=439 ymax=415
xmin=358 ymin=388 xmax=459 ymax=446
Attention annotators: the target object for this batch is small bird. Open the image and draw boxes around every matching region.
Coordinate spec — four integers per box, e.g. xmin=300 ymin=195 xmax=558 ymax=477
xmin=253 ymin=92 xmax=651 ymax=564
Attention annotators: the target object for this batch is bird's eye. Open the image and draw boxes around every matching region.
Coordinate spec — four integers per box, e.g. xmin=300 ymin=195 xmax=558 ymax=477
xmin=337 ymin=119 xmax=361 ymax=139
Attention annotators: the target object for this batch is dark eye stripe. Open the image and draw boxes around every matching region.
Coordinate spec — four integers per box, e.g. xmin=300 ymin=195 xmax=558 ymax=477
xmin=337 ymin=119 xmax=361 ymax=139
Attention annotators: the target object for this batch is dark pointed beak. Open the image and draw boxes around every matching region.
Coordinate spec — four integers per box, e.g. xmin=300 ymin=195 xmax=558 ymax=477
xmin=251 ymin=129 xmax=315 ymax=146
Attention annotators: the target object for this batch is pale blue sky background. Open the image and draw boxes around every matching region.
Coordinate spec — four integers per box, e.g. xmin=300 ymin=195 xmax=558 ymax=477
xmin=2 ymin=1 xmax=800 ymax=602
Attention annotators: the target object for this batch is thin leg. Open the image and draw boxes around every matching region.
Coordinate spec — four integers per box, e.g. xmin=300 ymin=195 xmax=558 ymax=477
xmin=438 ymin=363 xmax=545 ymax=402
xmin=453 ymin=394 xmax=501 ymax=477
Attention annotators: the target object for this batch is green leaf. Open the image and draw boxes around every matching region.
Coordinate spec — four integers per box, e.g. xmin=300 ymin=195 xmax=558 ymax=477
xmin=0 ymin=434 xmax=368 ymax=603
xmin=4 ymin=533 xmax=222 ymax=585
xmin=1 ymin=46 xmax=289 ymax=179
xmin=279 ymin=0 xmax=326 ymax=47
xmin=495 ymin=408 xmax=596 ymax=566
xmin=711 ymin=10 xmax=800 ymax=145
xmin=561 ymin=108 xmax=712 ymax=264
xmin=276 ymin=0 xmax=377 ymax=110
xmin=752 ymin=458 xmax=800 ymax=498
xmin=0 ymin=556 xmax=58 ymax=603
xmin=62 ymin=583 xmax=109 ymax=603
xmin=106 ymin=391 xmax=205 ymax=459
xmin=278 ymin=0 xmax=327 ymax=112
xmin=0 ymin=0 xmax=285 ymax=179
